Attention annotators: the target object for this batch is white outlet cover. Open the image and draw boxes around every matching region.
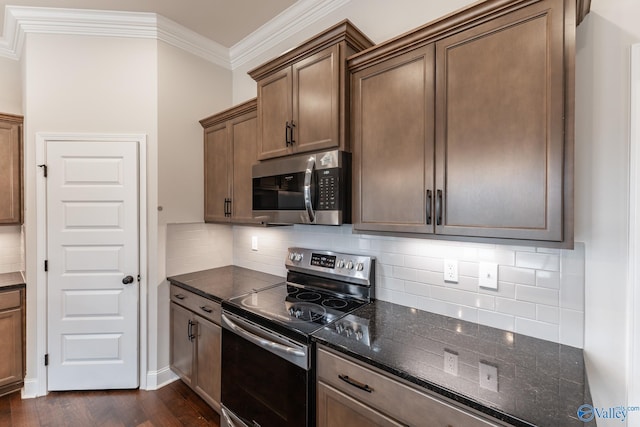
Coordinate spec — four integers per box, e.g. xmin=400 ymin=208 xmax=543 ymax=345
xmin=479 ymin=262 xmax=498 ymax=289
xmin=444 ymin=259 xmax=459 ymax=283
xmin=479 ymin=361 xmax=498 ymax=392
xmin=443 ymin=350 xmax=458 ymax=376
xmin=251 ymin=236 xmax=258 ymax=251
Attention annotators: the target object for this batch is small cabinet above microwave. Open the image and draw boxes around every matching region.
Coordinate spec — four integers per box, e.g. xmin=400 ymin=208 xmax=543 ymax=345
xmin=248 ymin=20 xmax=373 ymax=160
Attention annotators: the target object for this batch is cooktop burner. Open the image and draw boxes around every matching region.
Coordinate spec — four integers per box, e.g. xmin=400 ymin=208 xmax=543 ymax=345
xmin=223 ymin=247 xmax=375 ymax=342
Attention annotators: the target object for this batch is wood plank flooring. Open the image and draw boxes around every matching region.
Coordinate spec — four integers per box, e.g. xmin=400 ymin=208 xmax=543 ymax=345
xmin=0 ymin=380 xmax=220 ymax=427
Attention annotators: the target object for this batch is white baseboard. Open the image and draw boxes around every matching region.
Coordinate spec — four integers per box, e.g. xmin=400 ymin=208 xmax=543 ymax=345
xmin=145 ymin=365 xmax=178 ymax=390
xmin=21 ymin=378 xmax=42 ymax=398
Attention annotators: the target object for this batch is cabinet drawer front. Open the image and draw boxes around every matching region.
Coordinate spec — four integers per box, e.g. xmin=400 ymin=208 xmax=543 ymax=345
xmin=0 ymin=289 xmax=21 ymax=311
xmin=170 ymin=285 xmax=221 ymax=324
xmin=317 ymin=347 xmax=502 ymax=427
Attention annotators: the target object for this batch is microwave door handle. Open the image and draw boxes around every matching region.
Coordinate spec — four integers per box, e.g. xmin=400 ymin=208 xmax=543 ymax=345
xmin=304 ymin=156 xmax=316 ymax=223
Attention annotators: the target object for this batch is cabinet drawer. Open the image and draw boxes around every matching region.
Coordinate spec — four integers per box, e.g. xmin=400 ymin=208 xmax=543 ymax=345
xmin=170 ymin=285 xmax=220 ymax=325
xmin=0 ymin=289 xmax=21 ymax=311
xmin=317 ymin=347 xmax=503 ymax=427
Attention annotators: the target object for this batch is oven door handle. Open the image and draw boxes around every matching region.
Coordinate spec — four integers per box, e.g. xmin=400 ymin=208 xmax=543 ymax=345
xmin=303 ymin=155 xmax=316 ymax=223
xmin=222 ymin=313 xmax=306 ymax=359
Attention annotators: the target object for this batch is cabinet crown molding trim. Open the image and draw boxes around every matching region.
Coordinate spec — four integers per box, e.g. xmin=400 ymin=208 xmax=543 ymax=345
xmin=0 ymin=1 xmax=353 ymax=70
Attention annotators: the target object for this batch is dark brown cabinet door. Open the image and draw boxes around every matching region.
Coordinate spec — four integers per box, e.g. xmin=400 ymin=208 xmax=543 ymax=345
xmin=194 ymin=317 xmax=221 ymax=411
xmin=0 ymin=117 xmax=22 ymax=224
xmin=435 ymin=0 xmax=565 ymax=241
xmin=230 ymin=112 xmax=258 ymax=223
xmin=256 ymin=68 xmax=293 ymax=160
xmin=293 ymin=45 xmax=340 ymax=154
xmin=169 ymin=302 xmax=193 ymax=385
xmin=317 ymin=382 xmax=403 ymax=427
xmin=352 ymin=45 xmax=435 ymax=234
xmin=204 ymin=123 xmax=230 ymax=223
xmin=0 ymin=308 xmax=22 ymax=390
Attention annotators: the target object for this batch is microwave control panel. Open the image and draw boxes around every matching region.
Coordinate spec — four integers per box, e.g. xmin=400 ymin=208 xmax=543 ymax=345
xmin=317 ymin=168 xmax=340 ymax=211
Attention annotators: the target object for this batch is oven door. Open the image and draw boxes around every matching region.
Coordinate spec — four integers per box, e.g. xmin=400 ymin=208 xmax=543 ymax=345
xmin=221 ymin=311 xmax=311 ymax=427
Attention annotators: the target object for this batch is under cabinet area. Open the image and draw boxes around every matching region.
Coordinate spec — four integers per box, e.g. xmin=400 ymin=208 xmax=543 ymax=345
xmin=316 ymin=346 xmax=506 ymax=427
xmin=170 ymin=284 xmax=221 ymax=412
xmin=249 ymin=20 xmax=373 ymax=160
xmin=350 ymin=0 xmax=578 ymax=247
xmin=0 ymin=285 xmax=25 ymax=397
xmin=0 ymin=113 xmax=23 ymax=225
xmin=200 ymin=99 xmax=259 ymax=224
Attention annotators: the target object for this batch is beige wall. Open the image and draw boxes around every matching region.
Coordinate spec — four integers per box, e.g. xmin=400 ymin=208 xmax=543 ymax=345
xmin=0 ymin=55 xmax=22 ymax=114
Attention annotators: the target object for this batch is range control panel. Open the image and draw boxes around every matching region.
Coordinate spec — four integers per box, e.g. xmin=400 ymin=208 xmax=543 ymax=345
xmin=285 ymin=247 xmax=375 ymax=286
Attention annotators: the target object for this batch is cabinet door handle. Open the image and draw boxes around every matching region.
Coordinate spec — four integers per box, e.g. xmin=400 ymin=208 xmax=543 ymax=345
xmin=200 ymin=306 xmax=213 ymax=313
xmin=436 ymin=189 xmax=443 ymax=226
xmin=290 ymin=120 xmax=296 ymax=145
xmin=338 ymin=374 xmax=374 ymax=393
xmin=426 ymin=189 xmax=432 ymax=225
xmin=285 ymin=121 xmax=291 ymax=146
xmin=174 ymin=294 xmax=186 ymax=300
xmin=227 ymin=198 xmax=232 ymax=217
xmin=187 ymin=319 xmax=195 ymax=342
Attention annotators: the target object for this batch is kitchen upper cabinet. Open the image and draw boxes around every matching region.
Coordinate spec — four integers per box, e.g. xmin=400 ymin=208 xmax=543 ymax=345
xmin=0 ymin=286 xmax=25 ymax=397
xmin=352 ymin=45 xmax=435 ymax=234
xmin=350 ymin=0 xmax=578 ymax=247
xmin=0 ymin=114 xmax=23 ymax=225
xmin=249 ymin=20 xmax=373 ymax=160
xmin=200 ymin=99 xmax=259 ymax=224
xmin=170 ymin=285 xmax=222 ymax=412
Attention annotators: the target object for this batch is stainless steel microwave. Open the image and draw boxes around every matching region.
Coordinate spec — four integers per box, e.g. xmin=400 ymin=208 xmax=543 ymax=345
xmin=252 ymin=149 xmax=350 ymax=225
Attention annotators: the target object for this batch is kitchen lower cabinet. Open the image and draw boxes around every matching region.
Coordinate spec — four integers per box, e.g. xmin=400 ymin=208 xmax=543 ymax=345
xmin=0 ymin=113 xmax=23 ymax=225
xmin=0 ymin=286 xmax=25 ymax=397
xmin=200 ymin=99 xmax=259 ymax=224
xmin=170 ymin=285 xmax=221 ymax=412
xmin=316 ymin=346 xmax=506 ymax=427
xmin=349 ymin=0 xmax=581 ymax=247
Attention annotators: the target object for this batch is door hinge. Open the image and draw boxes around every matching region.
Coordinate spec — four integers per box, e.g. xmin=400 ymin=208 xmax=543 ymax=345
xmin=44 ymin=260 xmax=48 ymax=272
xmin=38 ymin=164 xmax=48 ymax=177
xmin=44 ymin=354 xmax=49 ymax=366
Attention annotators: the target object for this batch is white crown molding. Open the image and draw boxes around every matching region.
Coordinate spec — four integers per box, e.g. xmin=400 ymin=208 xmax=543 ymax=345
xmin=229 ymin=0 xmax=351 ymax=70
xmin=0 ymin=6 xmax=230 ymax=68
xmin=0 ymin=1 xmax=351 ymax=70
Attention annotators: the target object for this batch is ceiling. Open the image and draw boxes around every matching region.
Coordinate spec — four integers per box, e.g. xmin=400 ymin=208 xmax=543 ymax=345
xmin=0 ymin=0 xmax=298 ymax=47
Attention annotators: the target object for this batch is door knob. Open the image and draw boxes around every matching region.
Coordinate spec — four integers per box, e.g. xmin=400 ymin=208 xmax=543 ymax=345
xmin=122 ymin=275 xmax=135 ymax=285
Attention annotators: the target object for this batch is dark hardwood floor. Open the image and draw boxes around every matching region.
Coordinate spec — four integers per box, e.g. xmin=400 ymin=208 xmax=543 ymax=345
xmin=0 ymin=380 xmax=221 ymax=427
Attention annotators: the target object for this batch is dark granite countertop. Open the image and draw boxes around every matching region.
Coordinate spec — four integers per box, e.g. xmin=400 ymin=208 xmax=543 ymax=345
xmin=0 ymin=271 xmax=25 ymax=290
xmin=167 ymin=266 xmax=284 ymax=303
xmin=312 ymin=300 xmax=593 ymax=427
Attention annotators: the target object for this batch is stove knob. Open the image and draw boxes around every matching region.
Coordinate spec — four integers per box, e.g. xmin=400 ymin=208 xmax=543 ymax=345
xmin=294 ymin=309 xmax=303 ymax=318
xmin=337 ymin=259 xmax=345 ymax=269
xmin=289 ymin=252 xmax=296 ymax=261
xmin=345 ymin=326 xmax=353 ymax=337
xmin=294 ymin=253 xmax=303 ymax=262
xmin=346 ymin=260 xmax=354 ymax=270
xmin=355 ymin=330 xmax=363 ymax=341
xmin=336 ymin=323 xmax=344 ymax=333
xmin=356 ymin=262 xmax=364 ymax=271
xmin=288 ymin=307 xmax=295 ymax=316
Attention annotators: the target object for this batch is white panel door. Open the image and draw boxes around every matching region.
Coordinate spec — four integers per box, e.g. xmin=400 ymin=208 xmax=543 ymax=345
xmin=47 ymin=139 xmax=139 ymax=390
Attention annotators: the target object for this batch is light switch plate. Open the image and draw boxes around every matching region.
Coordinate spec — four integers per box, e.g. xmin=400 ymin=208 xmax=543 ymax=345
xmin=479 ymin=361 xmax=498 ymax=392
xmin=479 ymin=262 xmax=498 ymax=290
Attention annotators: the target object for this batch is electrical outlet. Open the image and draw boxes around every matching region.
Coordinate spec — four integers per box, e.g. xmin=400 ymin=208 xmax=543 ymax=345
xmin=479 ymin=361 xmax=498 ymax=392
xmin=479 ymin=262 xmax=498 ymax=290
xmin=251 ymin=236 xmax=258 ymax=251
xmin=444 ymin=259 xmax=458 ymax=283
xmin=444 ymin=350 xmax=458 ymax=376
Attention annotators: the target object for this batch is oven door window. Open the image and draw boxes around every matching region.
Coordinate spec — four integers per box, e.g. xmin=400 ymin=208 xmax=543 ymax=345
xmin=222 ymin=328 xmax=309 ymax=427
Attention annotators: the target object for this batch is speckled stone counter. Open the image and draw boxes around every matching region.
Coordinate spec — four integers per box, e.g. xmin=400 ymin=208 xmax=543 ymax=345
xmin=0 ymin=271 xmax=25 ymax=290
xmin=312 ymin=300 xmax=593 ymax=427
xmin=167 ymin=266 xmax=284 ymax=302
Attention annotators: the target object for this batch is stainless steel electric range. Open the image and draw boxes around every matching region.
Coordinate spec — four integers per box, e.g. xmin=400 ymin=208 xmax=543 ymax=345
xmin=220 ymin=247 xmax=375 ymax=427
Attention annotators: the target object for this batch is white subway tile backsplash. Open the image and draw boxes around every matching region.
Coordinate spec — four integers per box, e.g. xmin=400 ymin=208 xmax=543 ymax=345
xmin=516 ymin=252 xmax=560 ymax=271
xmin=496 ymin=297 xmax=536 ymax=319
xmin=499 ymin=265 xmax=536 ymax=285
xmin=226 ymin=225 xmax=584 ymax=348
xmin=515 ymin=284 xmax=559 ymax=306
xmin=0 ymin=226 xmax=24 ymax=274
